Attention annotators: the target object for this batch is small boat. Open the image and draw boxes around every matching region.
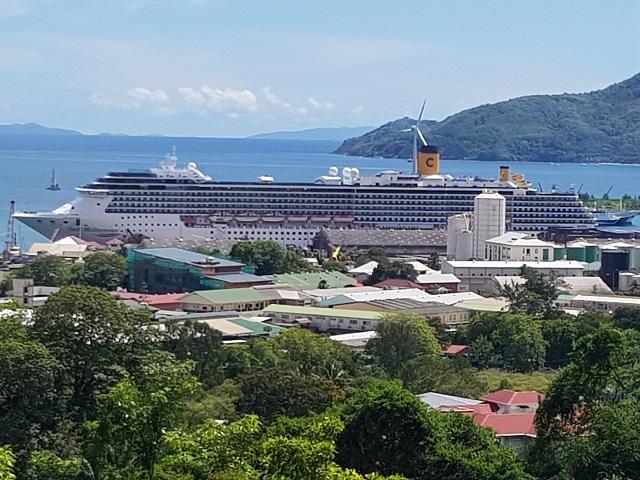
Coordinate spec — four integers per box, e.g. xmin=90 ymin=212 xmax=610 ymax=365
xmin=591 ymin=208 xmax=637 ymax=227
xmin=46 ymin=170 xmax=61 ymax=191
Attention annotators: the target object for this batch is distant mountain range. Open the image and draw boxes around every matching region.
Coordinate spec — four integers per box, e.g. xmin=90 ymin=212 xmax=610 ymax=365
xmin=0 ymin=122 xmax=83 ymax=136
xmin=248 ymin=126 xmax=374 ymax=141
xmin=335 ymin=73 xmax=640 ymax=164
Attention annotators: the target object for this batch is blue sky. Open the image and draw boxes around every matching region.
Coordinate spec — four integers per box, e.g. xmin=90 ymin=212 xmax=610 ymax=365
xmin=0 ymin=0 xmax=638 ymax=137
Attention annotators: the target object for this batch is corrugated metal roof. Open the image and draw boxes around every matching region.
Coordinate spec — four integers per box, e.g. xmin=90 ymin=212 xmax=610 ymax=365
xmin=263 ymin=304 xmax=380 ymax=320
xmin=268 ymin=271 xmax=356 ymax=290
xmin=207 ymin=273 xmax=270 ymax=284
xmin=134 ymin=247 xmax=243 ymax=267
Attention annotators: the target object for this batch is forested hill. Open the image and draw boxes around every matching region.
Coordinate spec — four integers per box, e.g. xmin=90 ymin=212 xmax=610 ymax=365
xmin=335 ymin=73 xmax=640 ymax=163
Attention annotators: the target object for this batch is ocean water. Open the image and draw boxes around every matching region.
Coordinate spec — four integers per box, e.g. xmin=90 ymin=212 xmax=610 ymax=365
xmin=1 ymin=135 xmax=640 ymax=247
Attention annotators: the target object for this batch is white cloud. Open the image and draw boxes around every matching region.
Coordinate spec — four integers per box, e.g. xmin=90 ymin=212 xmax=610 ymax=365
xmin=261 ymin=87 xmax=290 ymax=108
xmin=178 ymin=85 xmax=257 ymax=113
xmin=308 ymin=97 xmax=335 ymax=110
xmin=126 ymin=87 xmax=170 ymax=104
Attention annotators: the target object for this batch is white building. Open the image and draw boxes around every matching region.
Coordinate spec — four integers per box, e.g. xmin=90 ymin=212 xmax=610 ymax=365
xmin=472 ymin=191 xmax=506 ymax=260
xmin=442 ymin=259 xmax=585 ymax=293
xmin=485 ymin=232 xmax=557 ymax=262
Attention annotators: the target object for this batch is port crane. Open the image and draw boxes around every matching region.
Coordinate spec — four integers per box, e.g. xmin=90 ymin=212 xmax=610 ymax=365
xmin=2 ymin=200 xmax=17 ymax=261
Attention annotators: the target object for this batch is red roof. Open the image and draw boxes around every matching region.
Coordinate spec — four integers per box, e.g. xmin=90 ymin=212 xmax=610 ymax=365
xmin=111 ymin=292 xmax=186 ymax=307
xmin=473 ymin=412 xmax=536 ymax=436
xmin=373 ymin=279 xmax=424 ymax=289
xmin=443 ymin=344 xmax=469 ymax=355
xmin=106 ymin=237 xmax=125 ymax=245
xmin=479 ymin=389 xmax=542 ymax=406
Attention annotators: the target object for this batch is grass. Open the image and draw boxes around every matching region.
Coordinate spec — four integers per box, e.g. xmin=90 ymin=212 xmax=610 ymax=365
xmin=475 ymin=369 xmax=556 ymax=395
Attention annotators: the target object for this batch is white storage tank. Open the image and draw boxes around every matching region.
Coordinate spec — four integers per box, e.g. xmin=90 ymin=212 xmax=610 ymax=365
xmin=447 ymin=213 xmax=473 ymax=260
xmin=472 ymin=190 xmax=506 ymax=260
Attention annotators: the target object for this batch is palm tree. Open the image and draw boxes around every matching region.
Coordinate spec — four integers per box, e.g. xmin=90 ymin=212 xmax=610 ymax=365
xmin=427 ymin=252 xmax=441 ymax=271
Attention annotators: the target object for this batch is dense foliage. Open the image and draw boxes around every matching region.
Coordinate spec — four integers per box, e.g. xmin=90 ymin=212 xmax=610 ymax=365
xmin=335 ymin=72 xmax=640 ymax=163
xmin=230 ymin=240 xmax=315 ymax=275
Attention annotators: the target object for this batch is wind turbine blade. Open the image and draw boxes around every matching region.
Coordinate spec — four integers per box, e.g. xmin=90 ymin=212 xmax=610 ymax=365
xmin=417 ymin=99 xmax=426 ymax=124
xmin=417 ymin=128 xmax=428 ymax=146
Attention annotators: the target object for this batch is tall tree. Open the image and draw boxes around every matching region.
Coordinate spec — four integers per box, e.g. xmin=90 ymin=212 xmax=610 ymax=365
xmin=500 ymin=265 xmax=563 ymax=318
xmin=15 ymin=255 xmax=72 ymax=286
xmin=0 ymin=447 xmax=15 ymax=480
xmin=31 ymin=285 xmax=155 ymax=420
xmin=366 ymin=312 xmax=440 ymax=379
xmin=364 ymin=262 xmax=417 ymax=286
xmin=83 ymin=351 xmax=198 ymax=480
xmin=77 ymin=251 xmax=127 ymax=290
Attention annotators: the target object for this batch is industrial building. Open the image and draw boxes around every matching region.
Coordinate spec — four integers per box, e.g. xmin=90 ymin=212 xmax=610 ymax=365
xmin=127 ymin=247 xmax=270 ymax=293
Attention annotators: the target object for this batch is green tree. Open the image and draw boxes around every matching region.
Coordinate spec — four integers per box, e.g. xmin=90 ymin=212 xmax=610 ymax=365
xmin=354 ymin=248 xmax=389 ymax=268
xmin=366 ymin=312 xmax=440 ymax=379
xmin=84 ymin=351 xmax=199 ymax=480
xmin=493 ymin=314 xmax=547 ymax=373
xmin=529 ymin=326 xmax=640 ymax=480
xmin=322 ymin=259 xmax=347 ymax=273
xmin=24 ymin=451 xmax=87 ymax=480
xmin=15 ymin=255 xmax=72 ymax=286
xmin=402 ymin=354 xmax=487 ymax=398
xmin=77 ymin=251 xmax=127 ymax=290
xmin=469 ymin=334 xmax=501 ymax=369
xmin=162 ymin=319 xmax=225 ymax=389
xmin=611 ymin=305 xmax=640 ymax=330
xmin=31 ymin=285 xmax=156 ymax=421
xmin=235 ymin=367 xmax=341 ymax=422
xmin=541 ymin=316 xmax=580 ymax=368
xmin=364 ymin=262 xmax=417 ymax=286
xmin=0 ymin=447 xmax=15 ymax=480
xmin=335 ymin=381 xmax=530 ymax=480
xmin=426 ymin=251 xmax=441 ymax=271
xmin=230 ymin=240 xmax=313 ymax=275
xmin=500 ymin=265 xmax=563 ymax=318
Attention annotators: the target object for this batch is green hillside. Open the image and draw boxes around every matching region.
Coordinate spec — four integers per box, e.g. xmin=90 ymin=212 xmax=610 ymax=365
xmin=335 ymin=73 xmax=640 ymax=163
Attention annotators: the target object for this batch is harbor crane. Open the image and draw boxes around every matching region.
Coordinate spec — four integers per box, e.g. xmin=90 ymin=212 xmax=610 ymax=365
xmin=2 ymin=200 xmax=17 ymax=261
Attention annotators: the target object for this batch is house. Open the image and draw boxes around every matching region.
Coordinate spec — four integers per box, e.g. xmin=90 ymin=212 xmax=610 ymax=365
xmin=443 ymin=344 xmax=470 ymax=356
xmin=472 ymin=412 xmax=537 ymax=457
xmin=479 ymin=389 xmax=542 ymax=414
xmin=347 ymin=261 xmax=379 ymax=284
xmin=329 ymin=331 xmax=377 ymax=349
xmin=11 ymin=278 xmax=59 ymax=307
xmin=180 ymin=285 xmax=314 ymax=313
xmin=414 ymin=272 xmax=461 ymax=293
xmin=484 ymin=232 xmax=557 ymax=262
xmin=110 ymin=292 xmax=186 ymax=310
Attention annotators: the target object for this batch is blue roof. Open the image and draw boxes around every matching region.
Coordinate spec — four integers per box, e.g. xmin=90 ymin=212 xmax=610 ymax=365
xmin=134 ymin=247 xmax=244 ymax=268
xmin=208 ymin=273 xmax=271 ymax=284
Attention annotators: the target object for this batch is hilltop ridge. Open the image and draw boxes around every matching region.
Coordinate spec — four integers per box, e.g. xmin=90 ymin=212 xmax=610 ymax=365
xmin=335 ymin=73 xmax=640 ymax=163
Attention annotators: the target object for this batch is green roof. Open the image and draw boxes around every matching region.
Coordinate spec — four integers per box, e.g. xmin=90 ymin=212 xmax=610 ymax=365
xmin=181 ymin=288 xmax=267 ymax=305
xmin=227 ymin=317 xmax=284 ymax=336
xmin=263 ymin=304 xmax=380 ymax=320
xmin=268 ymin=271 xmax=355 ymax=290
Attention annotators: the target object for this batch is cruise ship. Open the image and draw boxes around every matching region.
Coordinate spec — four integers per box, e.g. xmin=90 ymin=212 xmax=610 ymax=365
xmin=14 ymin=146 xmax=596 ymax=247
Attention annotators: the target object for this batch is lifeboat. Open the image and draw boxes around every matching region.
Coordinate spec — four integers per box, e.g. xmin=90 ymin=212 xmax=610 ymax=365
xmin=262 ymin=214 xmax=285 ymax=223
xmin=310 ymin=215 xmax=331 ymax=223
xmin=180 ymin=215 xmax=196 ymax=223
xmin=333 ymin=215 xmax=354 ymax=223
xmin=287 ymin=215 xmax=308 ymax=222
xmin=235 ymin=215 xmax=260 ymax=223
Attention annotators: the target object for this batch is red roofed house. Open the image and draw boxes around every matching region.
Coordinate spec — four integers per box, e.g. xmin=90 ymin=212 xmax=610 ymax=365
xmin=479 ymin=389 xmax=543 ymax=414
xmin=472 ymin=412 xmax=537 ymax=456
xmin=111 ymin=291 xmax=186 ymax=310
xmin=443 ymin=344 xmax=470 ymax=356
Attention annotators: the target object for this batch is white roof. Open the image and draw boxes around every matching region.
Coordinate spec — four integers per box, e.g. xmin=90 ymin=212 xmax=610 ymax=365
xmin=329 ymin=331 xmax=377 ymax=348
xmin=445 ymin=260 xmax=585 ymax=269
xmin=416 ymin=273 xmax=461 ymax=284
xmin=334 ymin=288 xmax=434 ymax=303
xmin=485 ymin=232 xmax=555 ymax=248
xmin=405 ymin=261 xmax=433 ymax=273
xmin=304 ymin=286 xmax=380 ymax=300
xmin=348 ymin=261 xmax=379 ymax=275
xmin=603 ymin=242 xmax=636 ymax=249
xmin=572 ymin=294 xmax=640 ymax=305
xmin=417 ymin=392 xmax=482 ymax=408
xmin=428 ymin=291 xmax=484 ymax=305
